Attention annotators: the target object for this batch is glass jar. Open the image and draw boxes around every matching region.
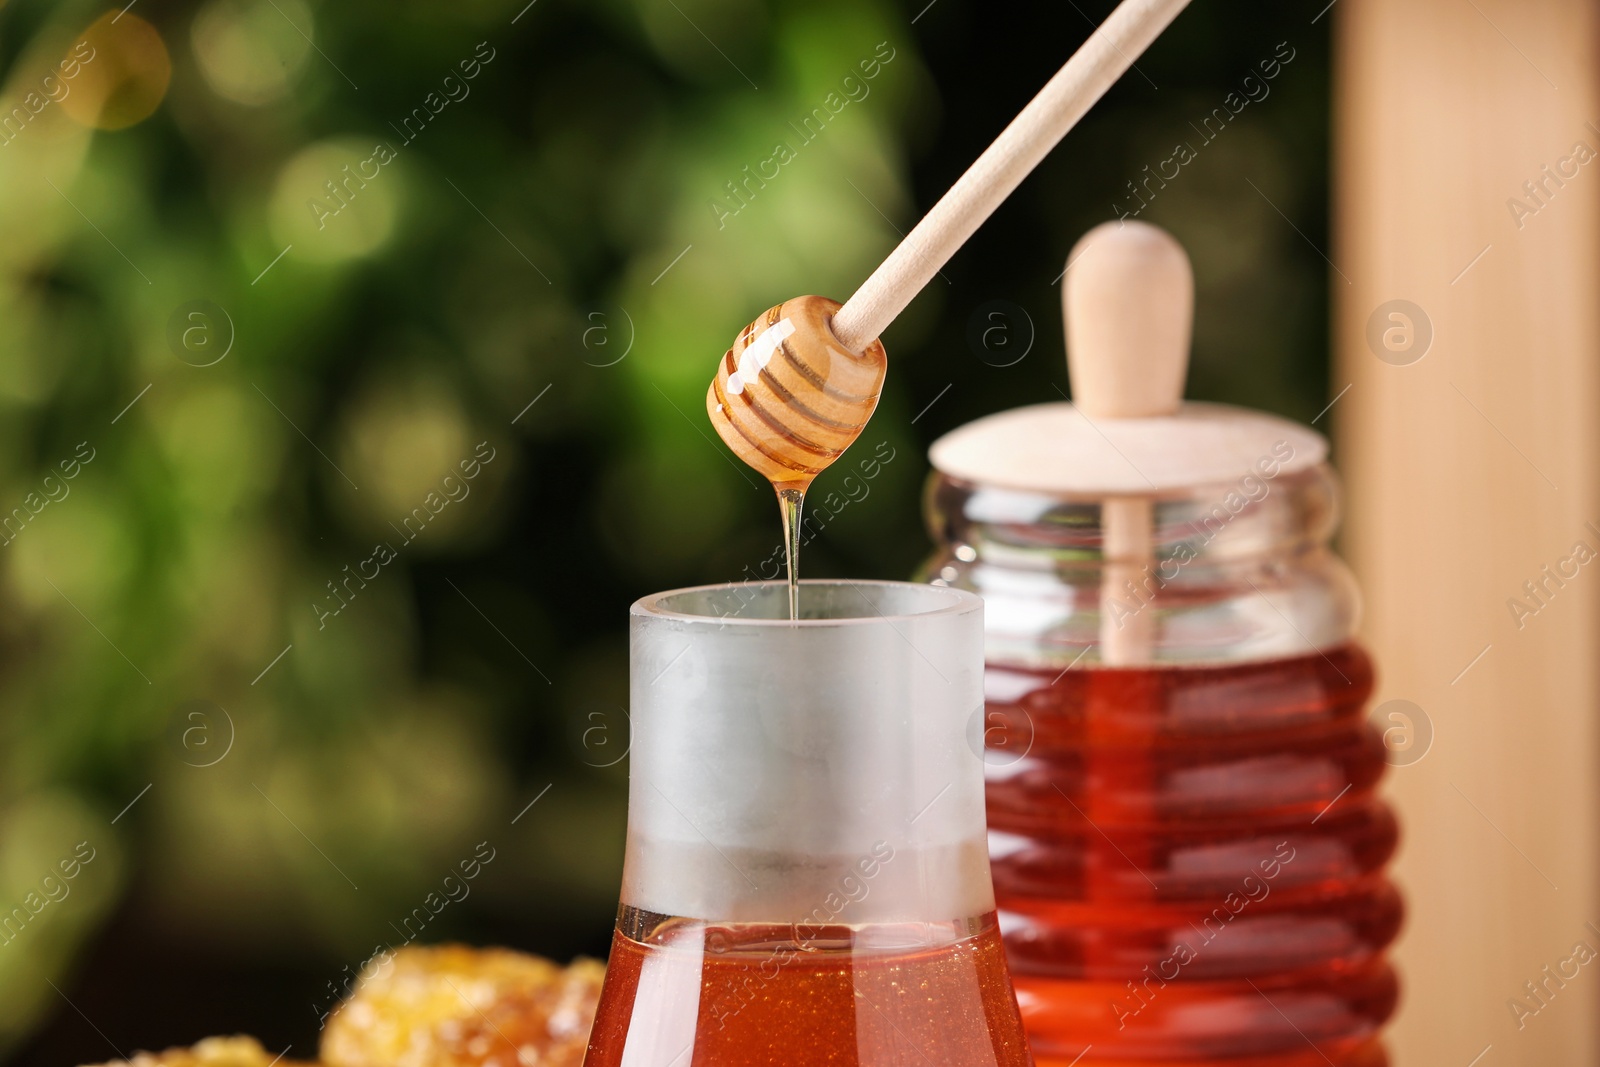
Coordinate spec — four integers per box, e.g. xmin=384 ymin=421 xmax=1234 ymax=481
xmin=584 ymin=580 xmax=1034 ymax=1067
xmin=919 ymin=460 xmax=1401 ymax=1067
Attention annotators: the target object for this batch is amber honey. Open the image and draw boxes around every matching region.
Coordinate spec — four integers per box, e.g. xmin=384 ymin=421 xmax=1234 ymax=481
xmin=983 ymin=646 xmax=1400 ymax=1066
xmin=584 ymin=909 xmax=1034 ymax=1066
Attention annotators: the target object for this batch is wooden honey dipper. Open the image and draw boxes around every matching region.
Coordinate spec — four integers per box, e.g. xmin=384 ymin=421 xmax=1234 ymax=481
xmin=704 ymin=0 xmax=1192 ymax=614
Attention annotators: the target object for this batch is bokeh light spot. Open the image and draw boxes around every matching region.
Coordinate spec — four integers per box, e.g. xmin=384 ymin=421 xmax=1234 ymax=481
xmin=335 ymin=376 xmax=482 ymax=545
xmin=271 ymin=139 xmax=402 ymax=262
xmin=192 ymin=0 xmax=313 ymax=106
xmin=59 ymin=11 xmax=172 ymax=131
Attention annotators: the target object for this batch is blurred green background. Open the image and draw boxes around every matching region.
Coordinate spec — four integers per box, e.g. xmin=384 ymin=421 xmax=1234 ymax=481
xmin=0 ymin=0 xmax=1330 ymax=1061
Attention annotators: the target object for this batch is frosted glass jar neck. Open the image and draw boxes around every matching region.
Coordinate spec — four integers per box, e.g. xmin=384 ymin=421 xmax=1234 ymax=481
xmin=921 ymin=464 xmax=1360 ymax=668
xmin=626 ymin=580 xmax=995 ymax=925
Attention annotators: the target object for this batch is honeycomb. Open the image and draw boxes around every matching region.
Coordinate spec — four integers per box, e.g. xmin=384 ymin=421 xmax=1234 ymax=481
xmin=320 ymin=945 xmax=604 ymax=1067
xmin=79 ymin=947 xmax=604 ymax=1067
xmin=82 ymin=1037 xmax=308 ymax=1067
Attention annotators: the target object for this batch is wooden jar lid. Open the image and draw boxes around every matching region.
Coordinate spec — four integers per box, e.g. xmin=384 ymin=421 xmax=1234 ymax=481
xmin=930 ymin=400 xmax=1325 ymax=495
xmin=929 ymin=220 xmax=1326 ymax=495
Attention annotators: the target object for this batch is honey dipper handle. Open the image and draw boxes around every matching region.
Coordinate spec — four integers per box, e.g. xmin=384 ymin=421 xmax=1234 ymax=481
xmin=829 ymin=0 xmax=1191 ymax=354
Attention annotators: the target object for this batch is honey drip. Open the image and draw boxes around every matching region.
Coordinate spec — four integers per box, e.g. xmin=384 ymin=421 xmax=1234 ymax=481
xmin=776 ymin=488 xmax=804 ymax=620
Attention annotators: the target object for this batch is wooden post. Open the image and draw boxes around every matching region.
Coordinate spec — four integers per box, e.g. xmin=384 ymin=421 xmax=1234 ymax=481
xmin=1335 ymin=1 xmax=1600 ymax=1063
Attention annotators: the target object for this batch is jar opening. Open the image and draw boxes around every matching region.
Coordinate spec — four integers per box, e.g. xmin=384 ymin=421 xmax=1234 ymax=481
xmin=636 ymin=580 xmax=979 ymax=626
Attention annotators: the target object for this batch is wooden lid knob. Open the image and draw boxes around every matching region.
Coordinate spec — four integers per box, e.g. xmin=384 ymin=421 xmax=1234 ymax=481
xmin=1063 ymin=220 xmax=1192 ymax=418
xmin=931 ymin=220 xmax=1326 ymax=496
